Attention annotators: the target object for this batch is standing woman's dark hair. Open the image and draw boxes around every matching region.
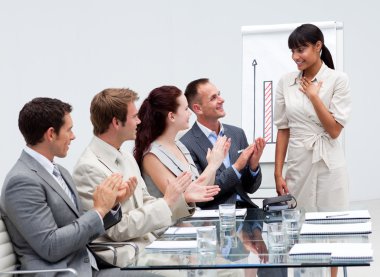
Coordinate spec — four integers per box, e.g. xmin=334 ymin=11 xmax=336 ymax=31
xmin=288 ymin=23 xmax=334 ymax=69
xmin=134 ymin=86 xmax=182 ymax=167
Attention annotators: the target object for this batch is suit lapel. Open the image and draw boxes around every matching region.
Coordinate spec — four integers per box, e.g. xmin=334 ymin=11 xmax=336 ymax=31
xmin=191 ymin=123 xmax=226 ymax=172
xmin=20 ymin=151 xmax=80 ymax=217
xmin=90 ymin=137 xmax=120 ymax=174
xmin=60 ymin=166 xmax=82 ymax=214
xmin=90 ymin=137 xmax=141 ymax=208
xmin=123 ymin=152 xmax=142 ymax=208
xmin=191 ymin=123 xmax=213 ymax=154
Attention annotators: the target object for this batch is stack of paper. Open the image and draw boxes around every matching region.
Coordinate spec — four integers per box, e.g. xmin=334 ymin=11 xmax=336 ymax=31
xmin=332 ymin=243 xmax=373 ymax=262
xmin=164 ymin=227 xmax=198 ymax=236
xmin=146 ymin=240 xmax=197 ymax=250
xmin=289 ymin=243 xmax=373 ymax=262
xmin=300 ymin=222 xmax=372 ymax=236
xmin=305 ymin=210 xmax=371 ymax=224
xmin=191 ymin=208 xmax=247 ymax=219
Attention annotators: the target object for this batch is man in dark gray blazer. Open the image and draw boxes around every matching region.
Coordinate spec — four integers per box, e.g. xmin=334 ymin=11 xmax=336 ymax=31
xmin=181 ymin=78 xmax=265 ymax=209
xmin=0 ymin=98 xmax=150 ymax=276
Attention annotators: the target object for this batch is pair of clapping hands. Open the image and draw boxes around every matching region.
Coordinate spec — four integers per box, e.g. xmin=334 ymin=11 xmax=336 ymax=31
xmin=235 ymin=137 xmax=266 ymax=172
xmin=93 ymin=174 xmax=137 ymax=218
xmin=166 ymin=136 xmax=231 ymax=207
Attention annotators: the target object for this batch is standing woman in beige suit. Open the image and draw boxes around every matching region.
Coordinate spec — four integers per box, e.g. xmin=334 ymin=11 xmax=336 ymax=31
xmin=274 ymin=23 xmax=352 ymax=213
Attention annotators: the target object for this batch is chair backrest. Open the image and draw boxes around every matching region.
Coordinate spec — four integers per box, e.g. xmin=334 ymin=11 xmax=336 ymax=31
xmin=0 ymin=216 xmax=17 ymax=273
xmin=0 ymin=215 xmax=78 ymax=276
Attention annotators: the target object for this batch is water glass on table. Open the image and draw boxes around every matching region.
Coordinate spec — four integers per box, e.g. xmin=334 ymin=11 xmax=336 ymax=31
xmin=282 ymin=209 xmax=301 ymax=248
xmin=267 ymin=222 xmax=286 ymax=252
xmin=218 ymin=204 xmax=236 ymax=229
xmin=197 ymin=226 xmax=217 ymax=255
xmin=218 ymin=204 xmax=237 ymax=248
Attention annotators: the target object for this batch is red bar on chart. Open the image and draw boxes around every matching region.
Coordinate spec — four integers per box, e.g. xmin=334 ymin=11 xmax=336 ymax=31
xmin=263 ymin=81 xmax=273 ymax=143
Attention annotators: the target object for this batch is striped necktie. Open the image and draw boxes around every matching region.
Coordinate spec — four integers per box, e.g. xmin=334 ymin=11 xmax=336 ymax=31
xmin=53 ymin=164 xmax=98 ymax=269
xmin=52 ymin=164 xmax=76 ymax=206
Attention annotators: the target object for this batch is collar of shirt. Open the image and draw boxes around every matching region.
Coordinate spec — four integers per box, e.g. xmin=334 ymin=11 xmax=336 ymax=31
xmin=289 ymin=62 xmax=328 ymax=86
xmin=24 ymin=146 xmax=55 ymax=175
xmin=196 ymin=121 xmax=225 ymax=142
xmin=92 ymin=136 xmax=124 ymax=165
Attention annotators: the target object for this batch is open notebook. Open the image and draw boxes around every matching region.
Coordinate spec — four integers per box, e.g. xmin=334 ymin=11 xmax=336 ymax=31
xmin=289 ymin=243 xmax=373 ymax=262
xmin=305 ymin=210 xmax=371 ymax=224
xmin=192 ymin=208 xmax=247 ymax=219
xmin=300 ymin=222 xmax=372 ymax=236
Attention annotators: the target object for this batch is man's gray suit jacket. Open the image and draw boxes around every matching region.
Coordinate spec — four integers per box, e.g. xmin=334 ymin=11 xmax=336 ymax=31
xmin=180 ymin=123 xmax=262 ymax=209
xmin=0 ymin=151 xmax=121 ymax=276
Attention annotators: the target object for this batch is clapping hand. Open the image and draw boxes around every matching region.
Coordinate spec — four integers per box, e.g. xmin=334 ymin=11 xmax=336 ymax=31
xmin=163 ymin=172 xmax=192 ymax=208
xmin=184 ymin=176 xmax=220 ymax=203
xmin=93 ymin=173 xmax=122 ymax=218
xmin=248 ymin=137 xmax=266 ymax=171
xmin=206 ymin=136 xmax=231 ymax=171
xmin=116 ymin=176 xmax=138 ymax=204
xmin=234 ymin=144 xmax=255 ymax=171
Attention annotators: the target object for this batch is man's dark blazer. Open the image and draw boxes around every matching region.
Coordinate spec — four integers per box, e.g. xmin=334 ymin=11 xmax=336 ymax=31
xmin=0 ymin=150 xmax=122 ymax=275
xmin=180 ymin=123 xmax=262 ymax=209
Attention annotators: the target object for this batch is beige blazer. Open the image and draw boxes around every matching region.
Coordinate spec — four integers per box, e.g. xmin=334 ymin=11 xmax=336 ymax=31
xmin=73 ymin=136 xmax=194 ymax=267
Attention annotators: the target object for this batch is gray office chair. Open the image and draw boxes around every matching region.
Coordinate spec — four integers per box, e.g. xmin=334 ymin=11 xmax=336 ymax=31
xmin=0 ymin=216 xmax=78 ymax=276
xmin=90 ymin=241 xmax=139 ymax=266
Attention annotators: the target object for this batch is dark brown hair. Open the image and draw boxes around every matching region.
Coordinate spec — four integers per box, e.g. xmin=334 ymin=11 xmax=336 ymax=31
xmin=184 ymin=78 xmax=209 ymax=110
xmin=18 ymin=97 xmax=72 ymax=145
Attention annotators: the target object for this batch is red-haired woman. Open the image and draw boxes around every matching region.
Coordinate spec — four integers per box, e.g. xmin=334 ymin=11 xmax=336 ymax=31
xmin=134 ymin=85 xmax=230 ymax=205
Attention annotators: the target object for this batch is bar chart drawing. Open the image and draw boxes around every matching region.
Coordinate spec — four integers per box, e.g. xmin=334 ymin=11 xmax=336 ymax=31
xmin=251 ymin=61 xmax=275 ymax=144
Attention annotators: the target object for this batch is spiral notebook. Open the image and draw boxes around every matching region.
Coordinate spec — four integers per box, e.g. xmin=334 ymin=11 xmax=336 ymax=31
xmin=305 ymin=210 xmax=371 ymax=224
xmin=289 ymin=243 xmax=373 ymax=262
xmin=300 ymin=222 xmax=372 ymax=236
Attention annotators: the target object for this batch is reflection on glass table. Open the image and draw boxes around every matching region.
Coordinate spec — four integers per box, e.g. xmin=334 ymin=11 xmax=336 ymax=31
xmin=122 ymin=208 xmax=371 ymax=276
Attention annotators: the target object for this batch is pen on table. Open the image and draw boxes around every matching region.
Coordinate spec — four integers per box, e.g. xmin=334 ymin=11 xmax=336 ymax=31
xmin=326 ymin=213 xmax=350 ymax=218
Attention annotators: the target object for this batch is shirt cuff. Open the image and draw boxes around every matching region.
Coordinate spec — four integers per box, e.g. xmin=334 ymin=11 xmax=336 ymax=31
xmin=94 ymin=210 xmax=103 ymax=224
xmin=94 ymin=203 xmax=121 ymax=226
xmin=231 ymin=165 xmax=242 ymax=179
xmin=249 ymin=165 xmax=260 ymax=177
xmin=111 ymin=203 xmax=121 ymax=215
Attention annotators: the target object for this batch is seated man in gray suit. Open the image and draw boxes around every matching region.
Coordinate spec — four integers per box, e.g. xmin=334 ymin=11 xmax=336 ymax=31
xmin=0 ymin=97 xmax=150 ymax=276
xmin=181 ymin=78 xmax=266 ymax=209
xmin=73 ymin=88 xmax=219 ymax=268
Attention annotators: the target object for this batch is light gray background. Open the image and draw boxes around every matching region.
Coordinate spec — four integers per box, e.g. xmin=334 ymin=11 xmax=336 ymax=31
xmin=0 ymin=0 xmax=378 ymax=201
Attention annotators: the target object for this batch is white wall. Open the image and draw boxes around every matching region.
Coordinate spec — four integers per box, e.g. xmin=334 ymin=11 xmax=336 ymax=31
xmin=0 ymin=0 xmax=378 ymax=201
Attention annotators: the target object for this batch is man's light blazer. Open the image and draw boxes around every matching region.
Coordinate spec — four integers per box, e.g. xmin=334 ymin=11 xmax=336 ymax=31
xmin=73 ymin=136 xmax=194 ymax=267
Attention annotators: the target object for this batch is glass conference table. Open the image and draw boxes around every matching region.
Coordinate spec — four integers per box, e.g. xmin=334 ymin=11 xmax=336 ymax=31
xmin=122 ymin=208 xmax=371 ymax=276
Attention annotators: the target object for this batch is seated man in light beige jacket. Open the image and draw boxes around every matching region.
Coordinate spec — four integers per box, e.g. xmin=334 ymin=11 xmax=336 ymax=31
xmin=73 ymin=88 xmax=220 ymax=268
